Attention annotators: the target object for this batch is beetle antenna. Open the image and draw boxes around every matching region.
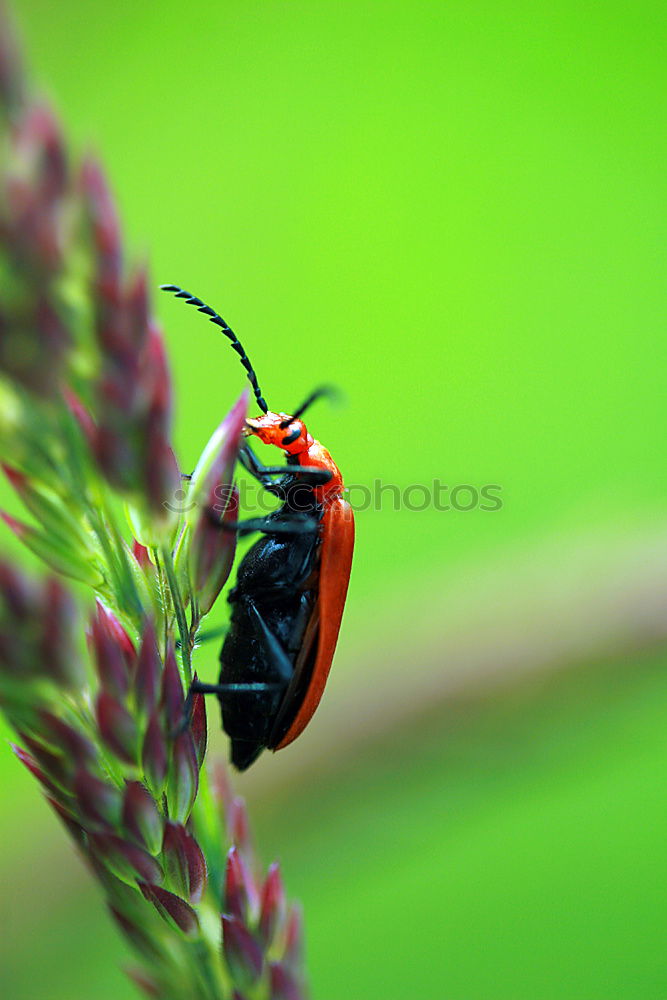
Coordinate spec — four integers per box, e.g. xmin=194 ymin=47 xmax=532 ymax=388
xmin=160 ymin=284 xmax=268 ymax=413
xmin=280 ymin=385 xmax=339 ymax=428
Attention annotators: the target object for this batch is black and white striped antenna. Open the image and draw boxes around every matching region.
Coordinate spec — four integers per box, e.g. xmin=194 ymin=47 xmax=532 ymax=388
xmin=160 ymin=284 xmax=268 ymax=413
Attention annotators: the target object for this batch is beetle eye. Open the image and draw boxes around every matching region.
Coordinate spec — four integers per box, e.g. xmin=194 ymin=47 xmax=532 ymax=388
xmin=282 ymin=426 xmax=301 ymax=446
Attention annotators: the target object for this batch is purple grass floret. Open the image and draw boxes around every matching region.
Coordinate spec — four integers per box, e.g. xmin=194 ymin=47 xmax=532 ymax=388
xmin=142 ymin=710 xmax=169 ymax=797
xmin=269 ymin=961 xmax=304 ymax=1000
xmin=222 ymin=914 xmax=264 ymax=987
xmin=0 ymin=7 xmax=309 ymax=999
xmin=259 ymin=862 xmax=287 ymax=947
xmin=74 ymin=768 xmax=123 ymax=828
xmin=123 ymin=781 xmax=164 ymax=855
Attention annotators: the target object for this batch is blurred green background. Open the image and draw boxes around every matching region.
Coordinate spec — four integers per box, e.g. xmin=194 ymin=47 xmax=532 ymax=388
xmin=2 ymin=1 xmax=667 ymax=997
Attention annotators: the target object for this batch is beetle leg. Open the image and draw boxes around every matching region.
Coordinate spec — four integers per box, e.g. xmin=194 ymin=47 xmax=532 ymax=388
xmin=239 ymin=445 xmax=287 ymax=496
xmin=190 ymin=680 xmax=284 ymax=695
xmin=206 ymin=510 xmax=319 ymax=537
xmin=236 ymin=516 xmax=319 ymax=537
xmin=174 ymin=676 xmax=284 ymax=739
xmin=177 ymin=672 xmax=285 ymax=733
xmin=245 ymin=600 xmax=294 ymax=683
xmin=240 ymin=445 xmax=333 ymax=489
xmin=185 ymin=602 xmax=294 ymax=711
xmin=286 ymin=468 xmax=333 ymax=487
xmin=184 ymin=624 xmax=228 ymax=648
xmin=238 ymin=443 xmax=266 ymax=477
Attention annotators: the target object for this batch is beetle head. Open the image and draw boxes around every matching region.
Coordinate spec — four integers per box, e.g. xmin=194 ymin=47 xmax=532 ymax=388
xmin=244 ymin=411 xmax=312 ymax=455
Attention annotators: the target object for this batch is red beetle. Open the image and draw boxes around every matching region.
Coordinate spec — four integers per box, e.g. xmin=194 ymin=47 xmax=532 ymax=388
xmin=162 ymin=285 xmax=354 ymax=769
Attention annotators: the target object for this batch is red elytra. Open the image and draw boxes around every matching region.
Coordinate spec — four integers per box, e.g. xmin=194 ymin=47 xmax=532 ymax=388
xmin=276 ymin=493 xmax=354 ymax=748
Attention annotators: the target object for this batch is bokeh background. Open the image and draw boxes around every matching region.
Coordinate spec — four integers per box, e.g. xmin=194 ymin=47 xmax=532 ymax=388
xmin=2 ymin=2 xmax=667 ymax=997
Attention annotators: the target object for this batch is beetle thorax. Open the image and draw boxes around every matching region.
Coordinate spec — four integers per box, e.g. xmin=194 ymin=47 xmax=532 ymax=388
xmin=245 ymin=410 xmax=344 ymax=499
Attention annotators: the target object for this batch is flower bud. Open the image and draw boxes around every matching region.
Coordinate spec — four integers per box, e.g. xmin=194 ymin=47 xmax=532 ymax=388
xmin=185 ymin=392 xmax=246 ymax=613
xmin=182 ymin=829 xmax=207 ymax=904
xmin=127 ymin=267 xmax=150 ymax=353
xmin=89 ymin=831 xmax=163 ymax=886
xmin=74 ymin=767 xmax=123 ymax=828
xmin=162 ymin=822 xmax=207 ymax=904
xmin=19 ymin=732 xmax=70 ymax=790
xmin=133 ymin=618 xmax=161 ymax=715
xmin=161 ymin=821 xmax=189 ymax=899
xmin=40 ymin=578 xmax=84 ymax=689
xmin=284 ymin=905 xmax=304 ymax=972
xmin=185 ymin=391 xmax=247 ymax=531
xmin=80 ymin=155 xmax=121 ymax=284
xmin=0 ymin=560 xmax=36 ymax=618
xmin=96 ymin=692 xmax=139 ymax=764
xmin=131 ymin=539 xmax=151 ymax=568
xmin=167 ymin=729 xmax=199 ymax=824
xmin=122 ymin=781 xmax=163 ymax=855
xmin=259 ymin=862 xmax=286 ymax=948
xmin=222 ymin=914 xmax=263 ymax=988
xmin=140 ymin=883 xmax=200 ymax=937
xmin=228 ymin=796 xmax=253 ymax=859
xmin=190 ymin=682 xmax=207 ymax=769
xmin=11 ymin=743 xmax=60 ymax=798
xmin=142 ymin=323 xmax=171 ymax=420
xmin=63 ymin=388 xmax=97 ymax=452
xmin=144 ymin=434 xmax=180 ymax=533
xmin=96 ymin=601 xmax=136 ymax=667
xmin=90 ymin=604 xmax=131 ymax=698
xmin=160 ymin=643 xmax=184 ymax=731
xmin=142 ymin=709 xmax=168 ymax=796
xmin=38 ymin=710 xmax=95 ymax=765
xmin=19 ymin=103 xmax=67 ymax=204
xmin=224 ymin=846 xmax=254 ymax=923
xmin=95 ymin=424 xmax=138 ymax=492
xmin=269 ymin=962 xmax=303 ymax=1000
xmin=190 ymin=487 xmax=239 ymax=616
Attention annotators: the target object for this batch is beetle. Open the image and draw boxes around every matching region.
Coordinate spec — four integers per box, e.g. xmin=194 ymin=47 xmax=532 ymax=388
xmin=161 ymin=285 xmax=354 ymax=770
